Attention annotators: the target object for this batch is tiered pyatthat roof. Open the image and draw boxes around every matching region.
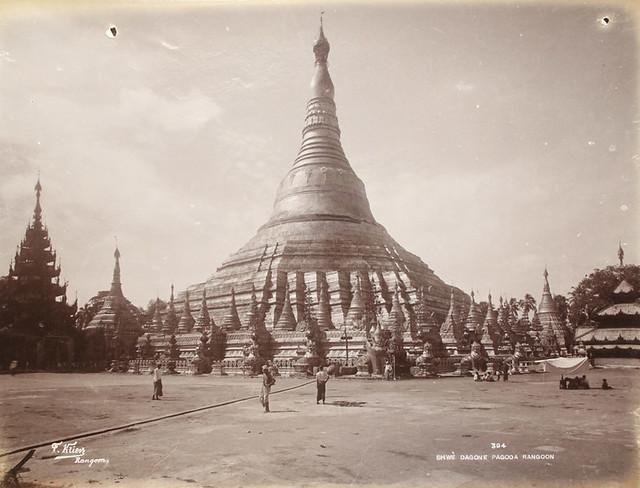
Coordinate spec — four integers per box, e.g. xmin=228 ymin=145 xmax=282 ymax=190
xmin=7 ymin=178 xmax=68 ymax=306
xmin=596 ymin=277 xmax=640 ymax=320
xmin=4 ymin=181 xmax=82 ymax=333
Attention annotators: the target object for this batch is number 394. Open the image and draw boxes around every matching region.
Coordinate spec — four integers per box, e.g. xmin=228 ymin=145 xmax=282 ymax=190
xmin=491 ymin=443 xmax=507 ymax=449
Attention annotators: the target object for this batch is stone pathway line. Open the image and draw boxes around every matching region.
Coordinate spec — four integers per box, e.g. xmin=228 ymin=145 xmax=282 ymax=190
xmin=0 ymin=379 xmax=315 ymax=459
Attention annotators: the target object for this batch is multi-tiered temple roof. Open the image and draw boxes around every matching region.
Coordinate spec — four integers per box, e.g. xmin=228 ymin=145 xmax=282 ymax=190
xmin=578 ymin=248 xmax=640 ymax=356
xmin=1 ymin=178 xmax=76 ymax=336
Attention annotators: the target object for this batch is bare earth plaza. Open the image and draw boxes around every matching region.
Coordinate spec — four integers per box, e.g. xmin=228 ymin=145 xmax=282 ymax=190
xmin=0 ymin=2 xmax=639 ymax=488
xmin=0 ymin=368 xmax=638 ymax=487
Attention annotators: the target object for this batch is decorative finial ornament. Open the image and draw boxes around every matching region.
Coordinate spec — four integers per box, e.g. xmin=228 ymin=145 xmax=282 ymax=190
xmin=33 ymin=175 xmax=43 ymax=219
xmin=114 ymin=236 xmax=120 ymax=259
xmin=618 ymin=241 xmax=624 ymax=266
xmin=313 ymin=14 xmax=330 ymax=64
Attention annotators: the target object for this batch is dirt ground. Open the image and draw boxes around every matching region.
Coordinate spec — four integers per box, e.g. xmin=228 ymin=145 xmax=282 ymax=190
xmin=0 ymin=368 xmax=638 ymax=488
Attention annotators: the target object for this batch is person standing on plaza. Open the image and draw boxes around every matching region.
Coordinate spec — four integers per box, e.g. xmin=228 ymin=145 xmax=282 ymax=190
xmin=502 ymin=362 xmax=509 ymax=382
xmin=260 ymin=364 xmax=276 ymax=413
xmin=9 ymin=359 xmax=18 ymax=376
xmin=384 ymin=360 xmax=393 ymax=381
xmin=316 ymin=366 xmax=329 ymax=404
xmin=152 ymin=363 xmax=163 ymax=400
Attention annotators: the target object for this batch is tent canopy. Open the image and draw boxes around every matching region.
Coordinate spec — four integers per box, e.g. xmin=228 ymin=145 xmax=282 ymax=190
xmin=535 ymin=357 xmax=590 ymax=375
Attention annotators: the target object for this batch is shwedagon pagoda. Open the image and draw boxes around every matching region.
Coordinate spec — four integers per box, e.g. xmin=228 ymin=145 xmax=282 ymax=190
xmin=1 ymin=21 xmax=637 ymax=377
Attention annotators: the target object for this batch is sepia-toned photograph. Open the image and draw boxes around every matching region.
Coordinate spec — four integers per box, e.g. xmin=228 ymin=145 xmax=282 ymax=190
xmin=0 ymin=1 xmax=638 ymax=487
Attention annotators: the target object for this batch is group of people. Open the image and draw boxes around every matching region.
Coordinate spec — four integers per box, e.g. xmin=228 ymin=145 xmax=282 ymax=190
xmin=559 ymin=375 xmax=613 ymax=390
xmin=472 ymin=363 xmax=511 ymax=382
xmin=559 ymin=374 xmax=591 ymax=390
xmin=149 ymin=362 xmax=331 ymax=411
xmin=559 ymin=374 xmax=590 ymax=389
xmin=473 ymin=371 xmax=497 ymax=382
xmin=259 ymin=364 xmax=330 ymax=413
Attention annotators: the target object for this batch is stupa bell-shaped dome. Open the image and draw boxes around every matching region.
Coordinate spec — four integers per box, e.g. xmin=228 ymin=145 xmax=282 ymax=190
xmin=265 ymin=22 xmax=375 ymax=228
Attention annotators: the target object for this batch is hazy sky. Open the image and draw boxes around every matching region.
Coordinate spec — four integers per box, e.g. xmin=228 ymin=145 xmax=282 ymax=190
xmin=0 ymin=1 xmax=637 ymax=307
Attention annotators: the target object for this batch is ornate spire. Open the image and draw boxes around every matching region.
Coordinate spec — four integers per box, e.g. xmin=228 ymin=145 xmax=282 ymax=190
xmin=543 ymin=267 xmax=551 ymax=292
xmin=539 ymin=268 xmax=556 ymax=314
xmin=346 ymin=274 xmax=364 ymax=327
xmin=537 ymin=268 xmax=566 ymax=350
xmin=496 ymin=296 xmax=509 ymax=334
xmin=618 ymin=241 xmax=624 ymax=267
xmin=152 ymin=297 xmax=164 ymax=333
xmin=164 ymin=284 xmax=179 ymax=334
xmin=194 ymin=288 xmax=211 ymax=333
xmin=312 ymin=14 xmax=333 ymax=98
xmin=464 ymin=290 xmax=482 ymax=334
xmin=440 ymin=288 xmax=458 ymax=345
xmin=414 ymin=286 xmax=429 ymax=332
xmin=222 ymin=288 xmax=241 ymax=330
xmin=317 ymin=277 xmax=333 ymax=330
xmin=386 ymin=285 xmax=405 ymax=340
xmin=177 ymin=290 xmax=195 ymax=334
xmin=482 ymin=293 xmax=499 ymax=344
xmin=275 ymin=280 xmax=297 ymax=330
xmin=110 ymin=243 xmax=122 ymax=297
xmin=530 ymin=310 xmax=542 ymax=332
xmin=245 ymin=284 xmax=261 ymax=331
xmin=33 ymin=176 xmax=42 ymax=225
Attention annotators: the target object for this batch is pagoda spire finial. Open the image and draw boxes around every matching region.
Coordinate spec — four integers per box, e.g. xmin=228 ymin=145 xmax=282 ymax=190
xmin=618 ymin=241 xmax=624 ymax=267
xmin=543 ymin=267 xmax=550 ymax=293
xmin=311 ymin=14 xmax=333 ymax=98
xmin=110 ymin=241 xmax=122 ymax=297
xmin=33 ymin=175 xmax=43 ymax=223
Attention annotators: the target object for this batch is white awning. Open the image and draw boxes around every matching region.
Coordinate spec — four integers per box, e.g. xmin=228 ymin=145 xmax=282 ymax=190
xmin=535 ymin=357 xmax=590 ymax=375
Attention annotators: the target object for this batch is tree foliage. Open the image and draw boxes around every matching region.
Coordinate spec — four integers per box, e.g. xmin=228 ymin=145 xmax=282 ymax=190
xmin=553 ymin=294 xmax=569 ymax=324
xmin=568 ymin=265 xmax=640 ymax=326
